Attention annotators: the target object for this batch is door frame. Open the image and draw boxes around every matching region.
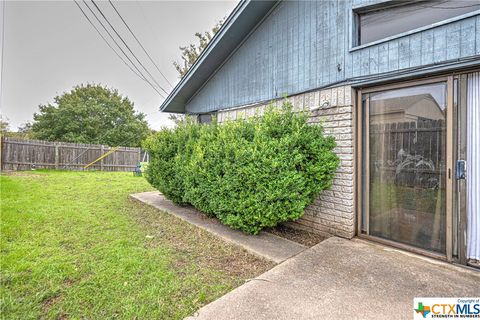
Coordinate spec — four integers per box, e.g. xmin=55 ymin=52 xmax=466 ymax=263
xmin=355 ymin=75 xmax=455 ymax=262
xmin=457 ymin=73 xmax=468 ymax=265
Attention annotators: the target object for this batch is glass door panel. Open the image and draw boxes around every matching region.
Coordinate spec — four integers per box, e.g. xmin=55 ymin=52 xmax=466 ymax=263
xmin=363 ymin=82 xmax=448 ymax=253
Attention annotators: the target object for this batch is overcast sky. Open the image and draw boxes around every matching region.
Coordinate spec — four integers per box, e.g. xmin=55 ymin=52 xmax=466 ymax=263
xmin=0 ymin=0 xmax=237 ymax=131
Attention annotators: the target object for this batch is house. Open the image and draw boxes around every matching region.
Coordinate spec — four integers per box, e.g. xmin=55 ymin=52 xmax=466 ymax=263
xmin=160 ymin=0 xmax=480 ymax=268
xmin=369 ymin=93 xmax=445 ymax=124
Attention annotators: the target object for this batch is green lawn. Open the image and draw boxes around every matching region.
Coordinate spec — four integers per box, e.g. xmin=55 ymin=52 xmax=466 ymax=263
xmin=0 ymin=171 xmax=272 ymax=319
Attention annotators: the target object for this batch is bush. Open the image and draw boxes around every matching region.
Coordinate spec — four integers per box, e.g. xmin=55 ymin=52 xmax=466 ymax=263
xmin=143 ymin=102 xmax=339 ymax=234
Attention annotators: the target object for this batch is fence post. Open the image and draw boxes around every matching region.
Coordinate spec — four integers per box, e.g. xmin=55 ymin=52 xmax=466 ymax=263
xmin=0 ymin=136 xmax=5 ymax=171
xmin=100 ymin=145 xmax=104 ymax=171
xmin=54 ymin=143 xmax=59 ymax=169
xmin=1 ymin=138 xmax=139 ymax=172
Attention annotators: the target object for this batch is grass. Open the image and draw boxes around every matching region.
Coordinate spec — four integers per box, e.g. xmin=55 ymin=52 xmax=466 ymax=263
xmin=0 ymin=171 xmax=273 ymax=319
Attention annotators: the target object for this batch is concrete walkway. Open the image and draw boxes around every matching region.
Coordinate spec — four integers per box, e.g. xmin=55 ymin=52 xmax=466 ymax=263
xmin=187 ymin=237 xmax=480 ymax=320
xmin=130 ymin=191 xmax=306 ymax=263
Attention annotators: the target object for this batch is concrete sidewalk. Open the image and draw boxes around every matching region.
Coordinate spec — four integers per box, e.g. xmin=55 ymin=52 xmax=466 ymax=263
xmin=187 ymin=237 xmax=480 ymax=320
xmin=130 ymin=191 xmax=306 ymax=263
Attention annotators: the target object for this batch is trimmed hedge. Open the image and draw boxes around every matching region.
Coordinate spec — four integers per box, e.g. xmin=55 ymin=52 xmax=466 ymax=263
xmin=143 ymin=102 xmax=339 ymax=234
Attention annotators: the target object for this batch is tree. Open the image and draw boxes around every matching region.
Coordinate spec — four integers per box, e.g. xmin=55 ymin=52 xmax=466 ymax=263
xmin=31 ymin=84 xmax=150 ymax=147
xmin=168 ymin=113 xmax=185 ymax=125
xmin=15 ymin=122 xmax=33 ymax=139
xmin=173 ymin=19 xmax=224 ymax=78
xmin=0 ymin=117 xmax=32 ymax=139
xmin=0 ymin=116 xmax=10 ymax=136
xmin=17 ymin=122 xmax=32 ymax=134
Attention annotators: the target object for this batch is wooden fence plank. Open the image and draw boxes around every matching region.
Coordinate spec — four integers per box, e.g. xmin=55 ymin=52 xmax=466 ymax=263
xmin=369 ymin=120 xmax=445 ymax=188
xmin=0 ymin=137 xmax=144 ymax=172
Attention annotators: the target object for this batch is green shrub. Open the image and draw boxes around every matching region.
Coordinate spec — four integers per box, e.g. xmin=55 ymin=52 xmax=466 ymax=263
xmin=143 ymin=102 xmax=339 ymax=234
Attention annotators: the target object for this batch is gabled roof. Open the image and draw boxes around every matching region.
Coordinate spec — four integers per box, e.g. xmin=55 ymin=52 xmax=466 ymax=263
xmin=160 ymin=0 xmax=277 ymax=113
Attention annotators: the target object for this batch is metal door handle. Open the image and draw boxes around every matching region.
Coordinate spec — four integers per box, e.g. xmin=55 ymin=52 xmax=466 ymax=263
xmin=456 ymin=160 xmax=466 ymax=180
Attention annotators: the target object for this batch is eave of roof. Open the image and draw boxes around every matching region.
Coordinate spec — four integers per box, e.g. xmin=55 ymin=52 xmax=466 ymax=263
xmin=160 ymin=0 xmax=278 ymax=113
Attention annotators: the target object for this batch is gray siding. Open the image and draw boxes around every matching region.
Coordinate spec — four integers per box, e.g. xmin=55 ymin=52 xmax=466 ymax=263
xmin=186 ymin=0 xmax=480 ymax=114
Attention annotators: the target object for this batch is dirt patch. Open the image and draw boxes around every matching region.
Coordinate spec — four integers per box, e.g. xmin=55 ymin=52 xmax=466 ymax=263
xmin=3 ymin=171 xmax=44 ymax=178
xmin=266 ymin=224 xmax=325 ymax=247
xmin=125 ymin=200 xmax=274 ymax=280
xmin=42 ymin=294 xmax=64 ymax=314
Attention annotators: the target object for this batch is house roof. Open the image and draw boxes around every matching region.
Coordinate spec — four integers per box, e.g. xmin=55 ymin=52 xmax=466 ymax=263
xmin=370 ymin=93 xmax=443 ymax=113
xmin=160 ymin=0 xmax=277 ymax=113
xmin=369 ymin=93 xmax=445 ymax=122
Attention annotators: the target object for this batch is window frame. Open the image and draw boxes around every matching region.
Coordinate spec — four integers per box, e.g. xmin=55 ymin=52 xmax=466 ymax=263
xmin=350 ymin=2 xmax=480 ymax=52
xmin=197 ymin=112 xmax=216 ymax=124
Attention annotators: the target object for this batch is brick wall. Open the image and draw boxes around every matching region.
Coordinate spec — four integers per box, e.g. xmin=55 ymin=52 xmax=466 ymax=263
xmin=215 ymin=85 xmax=356 ymax=239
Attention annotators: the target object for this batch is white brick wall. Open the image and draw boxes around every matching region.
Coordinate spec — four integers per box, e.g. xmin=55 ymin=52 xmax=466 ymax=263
xmin=216 ymin=85 xmax=356 ymax=239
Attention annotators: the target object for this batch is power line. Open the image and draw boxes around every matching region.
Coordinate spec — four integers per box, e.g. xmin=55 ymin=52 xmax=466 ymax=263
xmin=76 ymin=0 xmax=165 ymax=98
xmin=108 ymin=0 xmax=173 ymax=89
xmin=90 ymin=0 xmax=170 ymax=97
xmin=134 ymin=0 xmax=164 ymax=51
xmin=79 ymin=0 xmax=164 ymax=98
xmin=73 ymin=0 xmax=147 ymax=83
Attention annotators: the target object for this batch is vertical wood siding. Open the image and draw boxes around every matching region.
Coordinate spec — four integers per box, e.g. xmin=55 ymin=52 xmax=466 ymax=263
xmin=185 ymin=0 xmax=480 ymax=114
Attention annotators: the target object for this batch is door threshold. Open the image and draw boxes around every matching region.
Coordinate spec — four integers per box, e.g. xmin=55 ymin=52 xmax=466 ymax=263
xmin=356 ymin=234 xmax=447 ymax=261
xmin=467 ymin=259 xmax=480 ymax=269
xmin=356 ymin=236 xmax=480 ymax=271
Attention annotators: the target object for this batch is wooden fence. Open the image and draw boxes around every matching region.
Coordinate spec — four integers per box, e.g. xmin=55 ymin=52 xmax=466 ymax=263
xmin=369 ymin=119 xmax=445 ymax=188
xmin=0 ymin=137 xmax=145 ymax=172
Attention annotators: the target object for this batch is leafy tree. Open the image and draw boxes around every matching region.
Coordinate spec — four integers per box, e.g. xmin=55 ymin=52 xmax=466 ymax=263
xmin=0 ymin=116 xmax=10 ymax=136
xmin=168 ymin=113 xmax=185 ymax=125
xmin=14 ymin=122 xmax=33 ymax=139
xmin=173 ymin=19 xmax=224 ymax=78
xmin=17 ymin=122 xmax=32 ymax=135
xmin=0 ymin=117 xmax=32 ymax=139
xmin=31 ymin=84 xmax=150 ymax=147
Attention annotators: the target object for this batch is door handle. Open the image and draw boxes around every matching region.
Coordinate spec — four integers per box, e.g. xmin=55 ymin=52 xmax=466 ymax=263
xmin=456 ymin=160 xmax=466 ymax=180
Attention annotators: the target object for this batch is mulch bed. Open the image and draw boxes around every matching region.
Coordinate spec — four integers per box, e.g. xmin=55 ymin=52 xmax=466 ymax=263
xmin=266 ymin=224 xmax=325 ymax=247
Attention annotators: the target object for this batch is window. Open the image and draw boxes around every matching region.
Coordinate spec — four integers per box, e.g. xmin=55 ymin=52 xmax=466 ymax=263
xmin=355 ymin=0 xmax=480 ymax=46
xmin=198 ymin=113 xmax=215 ymax=124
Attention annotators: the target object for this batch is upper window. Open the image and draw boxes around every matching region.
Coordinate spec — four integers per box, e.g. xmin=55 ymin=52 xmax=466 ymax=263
xmin=355 ymin=0 xmax=480 ymax=46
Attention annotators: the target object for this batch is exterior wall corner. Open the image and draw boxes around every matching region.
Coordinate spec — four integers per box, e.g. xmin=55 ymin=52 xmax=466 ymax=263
xmin=217 ymin=85 xmax=356 ymax=239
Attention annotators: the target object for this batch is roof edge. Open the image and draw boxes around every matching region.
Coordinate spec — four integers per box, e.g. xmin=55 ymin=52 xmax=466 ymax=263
xmin=160 ymin=0 xmax=249 ymax=113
